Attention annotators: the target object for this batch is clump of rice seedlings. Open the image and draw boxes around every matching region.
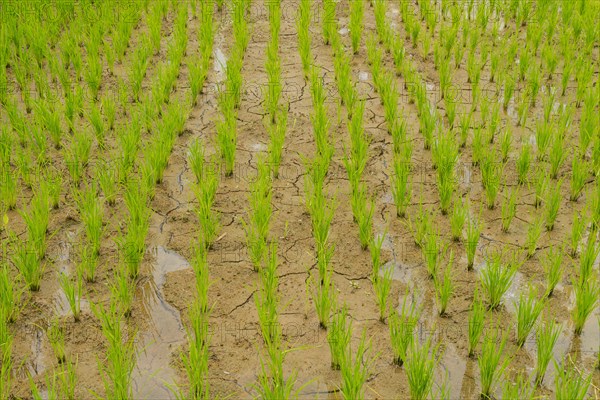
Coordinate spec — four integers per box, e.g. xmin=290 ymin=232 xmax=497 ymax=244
xmin=405 ymin=333 xmax=440 ymax=400
xmin=468 ymin=289 xmax=486 ymax=358
xmin=480 ymin=251 xmax=518 ymax=310
xmin=188 ymin=138 xmax=206 ymax=184
xmin=516 ymin=142 xmax=532 ymax=185
xmin=465 ymin=210 xmax=482 ymax=270
xmin=542 ymin=246 xmax=564 ymax=298
xmin=339 ymin=329 xmax=373 ymax=400
xmin=514 ymin=285 xmax=545 ymax=347
xmin=450 ymin=199 xmax=466 ymax=241
xmin=194 ymin=162 xmax=220 ymax=249
xmin=95 ymin=160 xmax=118 ymax=206
xmin=102 ymin=95 xmax=116 ymax=131
xmin=47 ymin=317 xmax=66 ymax=363
xmin=499 ymin=128 xmax=512 ymax=163
xmin=328 ymin=305 xmax=351 ymax=370
xmin=88 ymin=103 xmax=105 ymax=149
xmin=554 ymin=356 xmax=592 ymax=400
xmin=349 ymin=0 xmax=365 ymax=54
xmin=255 ymin=243 xmax=279 ymax=343
xmin=434 ymin=250 xmax=454 ymax=316
xmin=570 ymin=155 xmax=588 ymax=201
xmin=58 ymin=271 xmax=82 ymax=322
xmin=544 ymin=180 xmax=562 ymax=231
xmin=20 ymin=187 xmax=50 ymax=260
xmin=433 ymin=131 xmax=458 ymax=214
xmin=44 ymin=169 xmax=62 ymax=210
xmin=569 ymin=211 xmax=586 ymax=257
xmin=373 ymin=262 xmax=393 ymax=322
xmin=422 ymin=229 xmax=444 ymax=279
xmin=356 ymin=191 xmax=374 ymax=251
xmin=502 ymin=372 xmax=534 ymax=399
xmin=534 ymin=317 xmax=561 ymax=386
xmin=501 ymin=187 xmax=518 ymax=233
xmin=533 ymin=167 xmax=548 ymax=208
xmin=309 ymin=263 xmax=334 ymax=329
xmin=94 ymin=299 xmax=136 ymax=400
xmin=391 ymin=154 xmax=412 ymax=218
xmin=579 ymin=235 xmax=599 ymax=284
xmin=119 ymin=181 xmax=151 ymax=277
xmin=480 ymin=149 xmax=503 ymax=209
xmin=479 ymin=325 xmax=509 ymax=399
xmin=11 ymin=237 xmax=43 ymax=292
xmin=572 ymin=278 xmax=599 ymax=336
xmin=111 ymin=264 xmax=135 ymax=318
xmin=369 ymin=234 xmax=385 ymax=281
xmin=458 ymin=110 xmax=471 ymax=148
xmin=267 ymin=107 xmax=287 ymax=179
xmin=525 ymin=216 xmax=544 ymax=258
xmin=74 ymin=184 xmax=104 ymax=256
xmin=264 ymin=39 xmax=281 ymax=124
xmin=389 ymin=293 xmax=420 ymax=366
xmin=189 ymin=56 xmax=208 ymax=107
xmin=243 ymin=159 xmax=273 ymax=270
xmin=0 ymin=263 xmax=22 ymax=323
xmin=216 ymin=98 xmax=238 ymax=178
xmin=549 ymin=134 xmax=566 ymax=179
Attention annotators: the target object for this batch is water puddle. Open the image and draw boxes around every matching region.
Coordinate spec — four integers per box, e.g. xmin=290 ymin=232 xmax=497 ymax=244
xmin=338 ymin=27 xmax=348 ymax=36
xmin=251 ymin=142 xmax=268 ymax=152
xmin=358 ymin=71 xmax=369 ymax=82
xmin=132 ymin=246 xmax=191 ymax=400
xmin=439 ymin=342 xmax=468 ymax=399
xmin=28 ymin=329 xmax=47 ymax=377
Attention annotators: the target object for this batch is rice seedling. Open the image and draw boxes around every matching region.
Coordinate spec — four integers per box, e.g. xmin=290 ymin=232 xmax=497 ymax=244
xmin=480 ymin=149 xmax=503 ymax=209
xmin=74 ymin=184 xmax=104 ymax=256
xmin=58 ymin=358 xmax=78 ymax=400
xmin=499 ymin=128 xmax=512 ymax=163
xmin=369 ymin=234 xmax=385 ymax=281
xmin=572 ymin=278 xmax=599 ymax=335
xmin=93 ymin=299 xmax=136 ymax=400
xmin=373 ymin=262 xmax=392 ymax=322
xmin=480 ymin=251 xmax=518 ymax=310
xmin=579 ymin=235 xmax=599 ymax=285
xmin=501 ymin=187 xmax=518 ymax=233
xmin=310 ymin=263 xmax=334 ymax=329
xmin=533 ymin=167 xmax=548 ymax=208
xmin=44 ymin=169 xmax=62 ymax=209
xmin=514 ymin=285 xmax=545 ymax=347
xmin=389 ymin=293 xmax=420 ymax=366
xmin=58 ymin=271 xmax=82 ymax=322
xmin=95 ymin=160 xmax=118 ymax=206
xmin=101 ymin=95 xmax=116 ymax=131
xmin=549 ymin=134 xmax=566 ymax=179
xmin=391 ymin=156 xmax=412 ymax=218
xmin=405 ymin=333 xmax=440 ymax=400
xmin=88 ymin=103 xmax=105 ymax=149
xmin=478 ymin=325 xmax=509 ymax=399
xmin=534 ymin=317 xmax=561 ymax=386
xmin=434 ymin=250 xmax=454 ymax=316
xmin=180 ymin=299 xmax=210 ymax=400
xmin=216 ymin=105 xmax=238 ymax=177
xmin=20 ymin=186 xmax=50 ymax=260
xmin=11 ymin=238 xmax=43 ymax=292
xmin=502 ymin=372 xmax=534 ymax=399
xmin=544 ymin=180 xmax=562 ymax=231
xmin=268 ymin=107 xmax=287 ymax=179
xmin=243 ymin=158 xmax=272 ymax=270
xmin=540 ymin=245 xmax=564 ymax=298
xmin=328 ymin=305 xmax=351 ymax=370
xmin=554 ymin=356 xmax=592 ymax=400
xmin=422 ymin=228 xmax=444 ymax=279
xmin=468 ymin=289 xmax=486 ymax=358
xmin=339 ymin=329 xmax=373 ymax=400
xmin=570 ymin=155 xmax=588 ymax=201
xmin=255 ymin=243 xmax=279 ymax=343
xmin=48 ymin=317 xmax=66 ymax=363
xmin=569 ymin=211 xmax=587 ymax=257
xmin=349 ymin=0 xmax=364 ymax=54
xmin=356 ymin=192 xmax=374 ymax=251
xmin=450 ymin=199 xmax=466 ymax=241
xmin=525 ymin=215 xmax=544 ymax=258
xmin=0 ymin=262 xmax=22 ymax=324
xmin=465 ymin=211 xmax=482 ymax=270
xmin=264 ymin=39 xmax=281 ymax=124
xmin=458 ymin=109 xmax=471 ymax=148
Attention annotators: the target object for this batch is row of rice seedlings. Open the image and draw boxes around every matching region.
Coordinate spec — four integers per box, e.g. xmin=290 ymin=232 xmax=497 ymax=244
xmin=243 ymin=158 xmax=273 ymax=271
xmin=189 ymin=0 xmax=215 ymax=106
xmin=93 ymin=299 xmax=136 ymax=399
xmin=296 ymin=0 xmax=312 ymax=78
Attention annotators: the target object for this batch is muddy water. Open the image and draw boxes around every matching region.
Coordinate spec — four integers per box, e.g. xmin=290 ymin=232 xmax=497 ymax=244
xmin=131 ymin=246 xmax=191 ymax=400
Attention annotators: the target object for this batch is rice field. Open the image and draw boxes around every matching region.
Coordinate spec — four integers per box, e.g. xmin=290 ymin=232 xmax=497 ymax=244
xmin=0 ymin=0 xmax=599 ymax=399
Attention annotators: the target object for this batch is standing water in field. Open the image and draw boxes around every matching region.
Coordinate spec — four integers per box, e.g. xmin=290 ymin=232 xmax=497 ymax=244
xmin=131 ymin=246 xmax=190 ymax=400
